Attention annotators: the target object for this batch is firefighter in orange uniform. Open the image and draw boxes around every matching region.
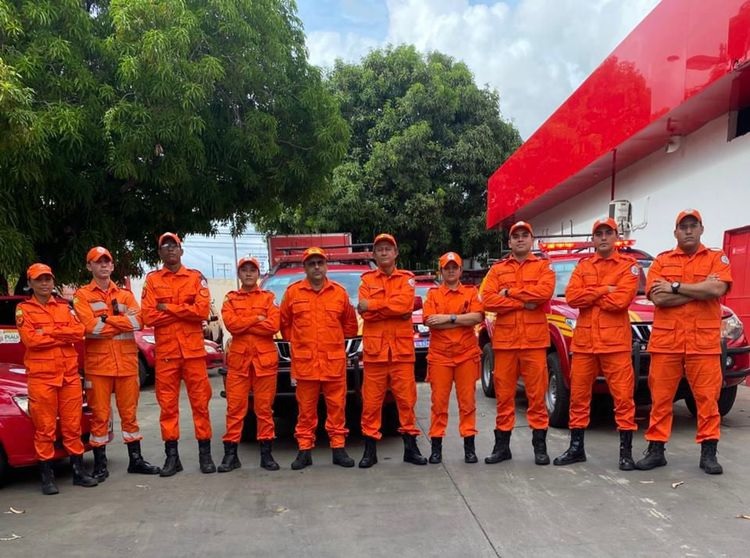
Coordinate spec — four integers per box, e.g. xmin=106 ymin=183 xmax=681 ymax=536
xmin=73 ymin=247 xmax=161 ymax=481
xmin=280 ymin=247 xmax=359 ymax=469
xmin=141 ymin=232 xmax=215 ymax=476
xmin=635 ymin=209 xmax=731 ymax=474
xmin=16 ymin=263 xmax=98 ymax=495
xmin=553 ymin=218 xmax=639 ymax=470
xmin=358 ymin=233 xmax=427 ymax=467
xmin=481 ymin=221 xmax=555 ymax=465
xmin=423 ymin=252 xmax=483 ymax=464
xmin=218 ymin=256 xmax=281 ymax=472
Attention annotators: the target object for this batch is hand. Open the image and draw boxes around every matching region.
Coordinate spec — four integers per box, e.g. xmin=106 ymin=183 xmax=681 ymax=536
xmin=607 ymin=286 xmax=617 ymax=293
xmin=126 ymin=308 xmax=138 ymax=316
xmin=156 ymin=303 xmax=167 ymax=311
xmin=256 ymin=314 xmax=266 ymax=322
xmin=357 ymin=300 xmax=369 ymax=313
xmin=650 ymin=279 xmax=670 ymax=295
xmin=524 ymin=302 xmax=537 ymax=310
xmin=425 ymin=315 xmax=447 ymax=326
xmin=707 ymin=273 xmax=721 ymax=282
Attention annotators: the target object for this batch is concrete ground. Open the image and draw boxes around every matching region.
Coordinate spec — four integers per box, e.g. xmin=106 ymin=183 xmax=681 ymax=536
xmin=1 ymin=377 xmax=750 ymax=558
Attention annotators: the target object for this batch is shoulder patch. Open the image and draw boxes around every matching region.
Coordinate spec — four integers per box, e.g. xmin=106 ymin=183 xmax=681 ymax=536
xmin=721 ymin=254 xmax=730 ymax=265
xmin=408 ymin=277 xmax=415 ymax=288
xmin=631 ymin=265 xmax=639 ymax=276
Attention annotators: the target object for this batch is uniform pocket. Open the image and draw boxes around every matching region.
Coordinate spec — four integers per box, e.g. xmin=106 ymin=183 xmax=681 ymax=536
xmin=649 ymin=320 xmax=675 ymax=351
xmin=363 ymin=335 xmax=383 ymax=358
xmin=257 ymin=346 xmax=278 ymax=368
xmin=524 ymin=312 xmax=548 ymax=342
xmin=695 ymin=319 xmax=720 ymax=350
xmin=394 ymin=336 xmax=414 ymax=359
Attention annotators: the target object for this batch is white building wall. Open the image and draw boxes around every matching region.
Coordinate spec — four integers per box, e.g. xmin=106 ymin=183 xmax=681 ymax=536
xmin=533 ymin=115 xmax=750 ymax=256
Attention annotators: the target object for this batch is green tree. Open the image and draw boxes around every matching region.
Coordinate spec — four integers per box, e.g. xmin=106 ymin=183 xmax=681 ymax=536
xmin=263 ymin=45 xmax=521 ymax=269
xmin=0 ymin=0 xmax=347 ymax=291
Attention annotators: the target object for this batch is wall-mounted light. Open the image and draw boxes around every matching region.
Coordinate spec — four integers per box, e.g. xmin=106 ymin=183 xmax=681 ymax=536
xmin=665 ymin=135 xmax=683 ymax=154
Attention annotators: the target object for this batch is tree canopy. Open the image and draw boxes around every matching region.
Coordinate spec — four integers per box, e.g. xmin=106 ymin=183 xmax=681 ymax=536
xmin=0 ymin=0 xmax=348 ymax=291
xmin=262 ymin=45 xmax=522 ymax=270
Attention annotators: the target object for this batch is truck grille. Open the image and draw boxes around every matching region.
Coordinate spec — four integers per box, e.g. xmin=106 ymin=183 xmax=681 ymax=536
xmin=631 ymin=323 xmax=652 ymax=344
xmin=275 ymin=337 xmax=362 ymax=363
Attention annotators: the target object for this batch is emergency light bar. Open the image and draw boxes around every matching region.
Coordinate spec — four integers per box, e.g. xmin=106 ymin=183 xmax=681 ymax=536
xmin=538 ymin=239 xmax=636 ymax=252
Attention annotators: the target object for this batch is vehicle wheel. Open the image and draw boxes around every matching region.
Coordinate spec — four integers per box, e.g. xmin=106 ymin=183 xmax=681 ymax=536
xmin=684 ymin=385 xmax=738 ymax=417
xmin=545 ymin=352 xmax=570 ymax=428
xmin=241 ymin=410 xmax=258 ymax=442
xmin=481 ymin=343 xmax=495 ymax=398
xmin=138 ymin=356 xmax=152 ymax=388
xmin=0 ymin=447 xmax=8 ymax=487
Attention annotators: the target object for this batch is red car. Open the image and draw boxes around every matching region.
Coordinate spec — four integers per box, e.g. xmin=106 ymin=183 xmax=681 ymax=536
xmin=477 ymin=240 xmax=750 ymax=427
xmin=0 ymin=362 xmax=103 ymax=483
xmin=0 ymin=295 xmax=225 ymax=388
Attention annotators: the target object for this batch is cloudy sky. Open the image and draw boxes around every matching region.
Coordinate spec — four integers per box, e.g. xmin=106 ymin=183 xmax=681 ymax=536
xmin=298 ymin=0 xmax=661 ymax=139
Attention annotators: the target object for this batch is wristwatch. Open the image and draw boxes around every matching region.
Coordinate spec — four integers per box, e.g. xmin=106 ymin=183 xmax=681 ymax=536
xmin=100 ymin=315 xmax=108 ymax=323
xmin=670 ymin=281 xmax=681 ymax=294
xmin=450 ymin=314 xmax=457 ymax=324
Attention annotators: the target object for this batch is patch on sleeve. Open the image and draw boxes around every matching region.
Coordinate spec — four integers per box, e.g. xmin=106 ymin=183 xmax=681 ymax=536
xmin=408 ymin=278 xmax=415 ymax=287
xmin=631 ymin=265 xmax=639 ymax=276
xmin=199 ymin=288 xmax=210 ymax=298
xmin=15 ymin=308 xmax=23 ymax=326
xmin=200 ymin=278 xmax=208 ymax=288
xmin=721 ymin=255 xmax=730 ymax=265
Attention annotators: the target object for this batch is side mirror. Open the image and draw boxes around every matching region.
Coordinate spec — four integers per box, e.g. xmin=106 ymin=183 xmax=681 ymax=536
xmin=413 ymin=295 xmax=423 ymax=311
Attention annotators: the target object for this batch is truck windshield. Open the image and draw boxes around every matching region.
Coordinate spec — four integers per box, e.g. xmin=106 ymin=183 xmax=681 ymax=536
xmin=261 ymin=270 xmax=364 ymax=306
xmin=550 ymin=259 xmax=650 ymax=297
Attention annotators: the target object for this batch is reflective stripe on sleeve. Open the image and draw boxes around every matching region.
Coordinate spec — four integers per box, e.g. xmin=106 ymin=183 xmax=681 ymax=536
xmin=92 ymin=320 xmax=106 ymax=335
xmin=112 ymin=332 xmax=135 ymax=341
xmin=128 ymin=314 xmax=141 ymax=331
xmin=89 ymin=302 xmax=107 ymax=311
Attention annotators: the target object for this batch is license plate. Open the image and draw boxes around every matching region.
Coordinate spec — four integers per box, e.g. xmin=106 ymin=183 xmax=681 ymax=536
xmin=414 ymin=338 xmax=430 ymax=349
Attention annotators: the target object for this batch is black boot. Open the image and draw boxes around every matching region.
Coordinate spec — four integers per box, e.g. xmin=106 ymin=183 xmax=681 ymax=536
xmin=532 ymin=429 xmax=550 ymax=465
xmin=291 ymin=449 xmax=313 ymax=470
xmin=635 ymin=441 xmax=667 ymax=470
xmin=92 ymin=446 xmax=109 ymax=482
xmin=332 ymin=447 xmax=355 ymax=468
xmin=429 ymin=437 xmax=443 ymax=464
xmin=160 ymin=440 xmax=183 ymax=477
xmin=260 ymin=440 xmax=280 ymax=471
xmin=699 ymin=440 xmax=723 ymax=475
xmin=217 ymin=441 xmax=241 ymax=473
xmin=358 ymin=437 xmax=378 ymax=468
xmin=619 ymin=430 xmax=635 ymax=471
xmin=402 ymin=434 xmax=428 ymax=465
xmin=485 ymin=429 xmax=512 ymax=464
xmin=198 ymin=439 xmax=216 ymax=473
xmin=463 ymin=436 xmax=478 ymax=464
xmin=39 ymin=461 xmax=59 ymax=495
xmin=70 ymin=454 xmax=98 ymax=487
xmin=553 ymin=429 xmax=586 ymax=466
xmin=126 ymin=441 xmax=161 ymax=474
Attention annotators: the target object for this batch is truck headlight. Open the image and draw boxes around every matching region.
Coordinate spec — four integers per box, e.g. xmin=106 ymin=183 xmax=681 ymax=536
xmin=13 ymin=395 xmax=30 ymax=416
xmin=416 ymin=324 xmax=430 ymax=334
xmin=204 ymin=343 xmax=218 ymax=354
xmin=142 ymin=335 xmax=156 ymax=345
xmin=565 ymin=318 xmax=577 ymax=329
xmin=721 ymin=312 xmax=744 ymax=342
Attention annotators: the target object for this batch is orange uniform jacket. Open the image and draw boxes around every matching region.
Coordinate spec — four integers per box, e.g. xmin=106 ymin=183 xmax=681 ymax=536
xmin=73 ymin=281 xmax=143 ymax=376
xmin=222 ymin=288 xmax=280 ymax=375
xmin=423 ymin=283 xmax=483 ymax=364
xmin=565 ymin=252 xmax=639 ymax=354
xmin=481 ymin=254 xmax=555 ymax=349
xmin=16 ymin=297 xmax=85 ymax=380
xmin=359 ymin=269 xmax=415 ymax=363
xmin=280 ymin=279 xmax=358 ymax=381
xmin=141 ymin=266 xmax=210 ymax=359
xmin=646 ymin=244 xmax=732 ymax=355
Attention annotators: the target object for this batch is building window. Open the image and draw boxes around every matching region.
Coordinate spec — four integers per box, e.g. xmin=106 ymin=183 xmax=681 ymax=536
xmin=729 ymin=106 xmax=750 ymax=141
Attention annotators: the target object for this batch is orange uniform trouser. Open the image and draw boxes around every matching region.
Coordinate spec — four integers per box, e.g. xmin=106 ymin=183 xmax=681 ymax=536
xmin=85 ymin=374 xmax=141 ymax=446
xmin=494 ymin=348 xmax=548 ymax=431
xmin=223 ymin=369 xmax=277 ymax=443
xmin=428 ymin=359 xmax=479 ymax=438
xmin=361 ymin=361 xmax=420 ymax=440
xmin=155 ymin=356 xmax=212 ymax=441
xmin=646 ymin=353 xmax=721 ymax=443
xmin=294 ymin=379 xmax=348 ymax=449
xmin=28 ymin=375 xmax=85 ymax=460
xmin=568 ymin=352 xmax=636 ymax=431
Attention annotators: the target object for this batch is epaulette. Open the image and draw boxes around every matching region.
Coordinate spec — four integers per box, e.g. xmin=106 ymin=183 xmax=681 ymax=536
xmin=656 ymin=249 xmax=673 ymax=257
xmin=398 ymin=269 xmax=415 ymax=277
xmin=361 ymin=269 xmax=378 ymax=277
xmin=327 ymin=279 xmax=348 ymax=292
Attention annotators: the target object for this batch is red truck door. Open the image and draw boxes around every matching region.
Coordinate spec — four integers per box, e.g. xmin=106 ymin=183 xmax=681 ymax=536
xmin=723 ymin=225 xmax=750 ymax=331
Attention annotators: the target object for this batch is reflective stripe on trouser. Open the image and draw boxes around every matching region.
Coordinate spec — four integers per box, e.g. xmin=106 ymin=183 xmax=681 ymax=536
xmin=428 ymin=360 xmax=479 ymax=438
xmin=294 ymin=379 xmax=348 ymax=449
xmin=223 ymin=369 xmax=277 ymax=443
xmin=155 ymin=356 xmax=212 ymax=441
xmin=646 ymin=353 xmax=721 ymax=443
xmin=85 ymin=374 xmax=142 ymax=445
xmin=494 ymin=348 xmax=549 ymax=430
xmin=361 ymin=361 xmax=420 ymax=440
xmin=28 ymin=375 xmax=85 ymax=460
xmin=568 ymin=352 xmax=636 ymax=431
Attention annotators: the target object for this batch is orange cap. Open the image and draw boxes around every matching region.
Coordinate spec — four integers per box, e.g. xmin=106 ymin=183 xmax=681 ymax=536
xmin=509 ymin=221 xmax=534 ymax=236
xmin=591 ymin=217 xmax=619 ymax=235
xmin=158 ymin=232 xmax=182 ymax=247
xmin=675 ymin=208 xmax=703 ymax=227
xmin=237 ymin=256 xmax=260 ymax=270
xmin=27 ymin=263 xmax=54 ymax=280
xmin=86 ymin=246 xmax=113 ymax=263
xmin=302 ymin=247 xmax=328 ymax=262
xmin=373 ymin=233 xmax=397 ymax=248
xmin=439 ymin=251 xmax=463 ymax=268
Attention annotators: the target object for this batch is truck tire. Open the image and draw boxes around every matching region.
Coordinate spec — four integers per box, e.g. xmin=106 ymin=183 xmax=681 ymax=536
xmin=481 ymin=343 xmax=495 ymax=398
xmin=138 ymin=356 xmax=152 ymax=388
xmin=684 ymin=385 xmax=738 ymax=417
xmin=545 ymin=352 xmax=570 ymax=428
xmin=0 ymin=447 xmax=8 ymax=487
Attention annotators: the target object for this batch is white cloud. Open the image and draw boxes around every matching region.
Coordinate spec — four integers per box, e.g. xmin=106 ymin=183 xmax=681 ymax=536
xmin=305 ymin=0 xmax=660 ymax=138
